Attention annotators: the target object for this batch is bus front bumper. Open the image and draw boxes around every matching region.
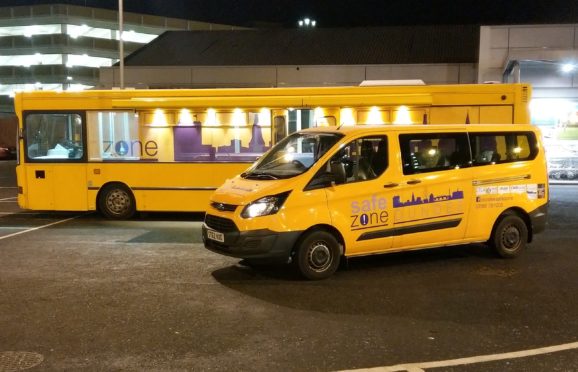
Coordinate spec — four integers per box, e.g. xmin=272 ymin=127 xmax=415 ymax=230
xmin=202 ymin=224 xmax=302 ymax=263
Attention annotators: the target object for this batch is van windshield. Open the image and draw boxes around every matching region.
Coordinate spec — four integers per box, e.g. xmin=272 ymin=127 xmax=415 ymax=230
xmin=242 ymin=132 xmax=343 ymax=180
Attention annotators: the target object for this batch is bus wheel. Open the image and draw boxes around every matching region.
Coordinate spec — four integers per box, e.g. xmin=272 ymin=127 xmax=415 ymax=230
xmin=295 ymin=230 xmax=341 ymax=280
xmin=98 ymin=183 xmax=136 ymax=219
xmin=491 ymin=213 xmax=528 ymax=258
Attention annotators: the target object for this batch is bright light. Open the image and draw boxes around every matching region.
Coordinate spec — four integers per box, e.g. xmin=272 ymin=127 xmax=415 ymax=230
xmin=206 ymin=108 xmax=218 ymax=126
xmin=561 ymin=64 xmax=575 ymax=73
xmin=340 ymin=108 xmax=356 ymax=126
xmin=152 ymin=109 xmax=168 ymax=126
xmin=394 ymin=105 xmax=413 ymax=124
xmin=298 ymin=17 xmax=316 ymax=27
xmin=66 ymin=76 xmax=73 ymax=81
xmin=368 ymin=106 xmax=385 ymax=124
xmin=178 ymin=109 xmax=194 ymax=125
xmin=513 ymin=147 xmax=522 ymax=154
xmin=259 ymin=108 xmax=271 ymax=126
xmin=233 ymin=108 xmax=246 ymax=126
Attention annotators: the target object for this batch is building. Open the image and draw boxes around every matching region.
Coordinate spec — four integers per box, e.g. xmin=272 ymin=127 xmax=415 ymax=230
xmin=0 ymin=3 xmax=246 ymax=96
xmin=99 ymin=26 xmax=479 ymax=89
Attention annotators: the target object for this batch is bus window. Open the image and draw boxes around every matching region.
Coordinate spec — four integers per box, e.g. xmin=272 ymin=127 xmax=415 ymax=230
xmin=25 ymin=112 xmax=84 ymax=161
xmin=87 ymin=111 xmax=140 ymax=161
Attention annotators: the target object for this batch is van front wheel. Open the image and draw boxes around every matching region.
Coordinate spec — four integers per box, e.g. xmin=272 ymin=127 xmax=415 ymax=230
xmin=491 ymin=214 xmax=528 ymax=258
xmin=295 ymin=230 xmax=341 ymax=280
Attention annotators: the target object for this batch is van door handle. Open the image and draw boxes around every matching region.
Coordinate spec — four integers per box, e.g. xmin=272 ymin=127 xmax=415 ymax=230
xmin=407 ymin=179 xmax=421 ymax=185
xmin=383 ymin=182 xmax=399 ymax=188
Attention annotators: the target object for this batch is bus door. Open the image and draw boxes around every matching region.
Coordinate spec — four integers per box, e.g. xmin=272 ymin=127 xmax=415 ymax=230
xmin=21 ymin=112 xmax=88 ymax=211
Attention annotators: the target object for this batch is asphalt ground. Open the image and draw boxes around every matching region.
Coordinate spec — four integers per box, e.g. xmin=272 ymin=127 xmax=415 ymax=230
xmin=1 ymin=160 xmax=578 ymax=371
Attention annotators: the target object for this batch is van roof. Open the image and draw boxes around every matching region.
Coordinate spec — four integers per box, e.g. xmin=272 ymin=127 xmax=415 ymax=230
xmin=302 ymin=124 xmax=537 ymax=135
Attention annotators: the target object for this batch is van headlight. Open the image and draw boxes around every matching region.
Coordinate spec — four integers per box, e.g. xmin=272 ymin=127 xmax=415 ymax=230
xmin=241 ymin=191 xmax=290 ymax=218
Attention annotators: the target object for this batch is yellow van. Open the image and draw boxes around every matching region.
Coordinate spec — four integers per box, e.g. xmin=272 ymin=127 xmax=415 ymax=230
xmin=203 ymin=124 xmax=548 ymax=280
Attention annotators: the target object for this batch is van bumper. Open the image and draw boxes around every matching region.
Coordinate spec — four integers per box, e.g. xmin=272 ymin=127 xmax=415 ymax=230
xmin=202 ymin=223 xmax=302 ymax=263
xmin=529 ymin=203 xmax=548 ymax=235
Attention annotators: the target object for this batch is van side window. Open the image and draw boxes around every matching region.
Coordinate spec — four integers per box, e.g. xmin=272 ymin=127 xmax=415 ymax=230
xmin=469 ymin=132 xmax=537 ymax=166
xmin=307 ymin=136 xmax=387 ymax=189
xmin=400 ymin=133 xmax=470 ymax=175
xmin=332 ymin=136 xmax=388 ymax=183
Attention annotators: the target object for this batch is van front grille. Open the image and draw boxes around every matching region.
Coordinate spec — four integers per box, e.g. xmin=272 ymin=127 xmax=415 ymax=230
xmin=205 ymin=214 xmax=238 ymax=232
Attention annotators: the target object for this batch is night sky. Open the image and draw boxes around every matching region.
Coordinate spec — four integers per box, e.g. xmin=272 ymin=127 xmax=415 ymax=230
xmin=5 ymin=0 xmax=578 ymax=28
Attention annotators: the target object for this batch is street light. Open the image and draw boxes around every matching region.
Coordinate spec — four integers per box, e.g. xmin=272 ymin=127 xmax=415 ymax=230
xmin=298 ymin=17 xmax=316 ymax=27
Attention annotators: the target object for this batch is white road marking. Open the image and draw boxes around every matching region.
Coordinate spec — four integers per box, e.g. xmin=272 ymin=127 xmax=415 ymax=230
xmin=344 ymin=341 xmax=578 ymax=371
xmin=0 ymin=215 xmax=81 ymax=241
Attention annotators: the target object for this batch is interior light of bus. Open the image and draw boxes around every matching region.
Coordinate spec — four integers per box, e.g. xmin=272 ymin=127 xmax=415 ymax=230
xmin=314 ymin=107 xmax=326 ymax=126
xmin=394 ymin=106 xmax=412 ymax=124
xmin=259 ymin=108 xmax=271 ymax=126
xmin=152 ymin=109 xmax=168 ymax=126
xmin=368 ymin=106 xmax=385 ymax=124
xmin=513 ymin=147 xmax=522 ymax=154
xmin=179 ymin=109 xmax=194 ymax=125
xmin=233 ymin=108 xmax=246 ymax=126
xmin=206 ymin=108 xmax=217 ymax=126
xmin=340 ymin=108 xmax=355 ymax=126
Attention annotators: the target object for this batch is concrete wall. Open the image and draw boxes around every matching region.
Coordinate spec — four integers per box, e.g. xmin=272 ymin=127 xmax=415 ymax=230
xmin=99 ymin=63 xmax=477 ymax=89
xmin=479 ymin=24 xmax=578 ymax=92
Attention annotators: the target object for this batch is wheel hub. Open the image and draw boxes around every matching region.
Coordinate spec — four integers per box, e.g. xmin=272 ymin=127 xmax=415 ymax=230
xmin=502 ymin=225 xmax=520 ymax=249
xmin=308 ymin=242 xmax=332 ymax=271
xmin=107 ymin=190 xmax=130 ymax=214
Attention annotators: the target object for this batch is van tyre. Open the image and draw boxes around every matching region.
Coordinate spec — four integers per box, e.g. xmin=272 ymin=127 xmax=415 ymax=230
xmin=491 ymin=213 xmax=528 ymax=258
xmin=98 ymin=183 xmax=136 ymax=219
xmin=295 ymin=230 xmax=341 ymax=280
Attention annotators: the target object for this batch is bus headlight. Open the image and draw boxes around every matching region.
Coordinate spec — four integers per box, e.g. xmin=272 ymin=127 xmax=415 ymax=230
xmin=241 ymin=192 xmax=290 ymax=218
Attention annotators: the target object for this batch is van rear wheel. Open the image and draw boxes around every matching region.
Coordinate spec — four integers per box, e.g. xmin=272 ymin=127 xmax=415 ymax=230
xmin=491 ymin=213 xmax=528 ymax=258
xmin=98 ymin=183 xmax=136 ymax=219
xmin=295 ymin=230 xmax=341 ymax=280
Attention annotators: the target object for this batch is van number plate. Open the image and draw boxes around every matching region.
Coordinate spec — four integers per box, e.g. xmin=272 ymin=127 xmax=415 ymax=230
xmin=207 ymin=229 xmax=225 ymax=243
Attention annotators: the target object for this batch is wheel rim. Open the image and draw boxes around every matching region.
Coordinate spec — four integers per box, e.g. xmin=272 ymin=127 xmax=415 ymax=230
xmin=106 ymin=189 xmax=131 ymax=215
xmin=307 ymin=241 xmax=333 ymax=272
xmin=501 ymin=224 xmax=521 ymax=250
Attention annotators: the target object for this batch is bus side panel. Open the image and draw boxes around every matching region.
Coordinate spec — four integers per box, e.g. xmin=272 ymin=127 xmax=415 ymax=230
xmin=20 ymin=164 xmax=89 ymax=211
xmin=88 ymin=162 xmax=251 ymax=213
xmin=20 ymin=164 xmax=55 ymax=210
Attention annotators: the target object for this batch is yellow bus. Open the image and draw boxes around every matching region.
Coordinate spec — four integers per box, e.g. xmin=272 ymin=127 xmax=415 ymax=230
xmin=14 ymin=83 xmax=531 ymax=218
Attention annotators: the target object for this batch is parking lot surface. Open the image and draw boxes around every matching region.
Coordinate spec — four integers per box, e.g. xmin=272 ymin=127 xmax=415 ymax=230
xmin=1 ymin=160 xmax=578 ymax=371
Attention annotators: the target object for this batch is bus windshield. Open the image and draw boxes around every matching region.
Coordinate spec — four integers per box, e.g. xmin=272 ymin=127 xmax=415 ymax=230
xmin=242 ymin=132 xmax=343 ymax=180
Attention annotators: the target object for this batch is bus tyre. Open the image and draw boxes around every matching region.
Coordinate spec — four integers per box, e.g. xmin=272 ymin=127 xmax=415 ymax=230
xmin=295 ymin=230 xmax=341 ymax=280
xmin=98 ymin=183 xmax=136 ymax=219
xmin=491 ymin=213 xmax=528 ymax=258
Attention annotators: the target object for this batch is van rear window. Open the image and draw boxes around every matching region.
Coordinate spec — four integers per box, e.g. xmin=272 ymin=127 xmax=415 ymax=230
xmin=469 ymin=132 xmax=538 ymax=166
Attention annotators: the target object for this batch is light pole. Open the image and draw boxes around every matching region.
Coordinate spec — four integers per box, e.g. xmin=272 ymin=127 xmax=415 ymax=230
xmin=118 ymin=0 xmax=124 ymax=89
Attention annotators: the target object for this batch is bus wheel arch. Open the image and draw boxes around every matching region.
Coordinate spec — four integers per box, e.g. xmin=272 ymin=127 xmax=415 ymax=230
xmin=292 ymin=225 xmax=345 ymax=280
xmin=489 ymin=208 xmax=530 ymax=258
xmin=97 ymin=182 xmax=136 ymax=219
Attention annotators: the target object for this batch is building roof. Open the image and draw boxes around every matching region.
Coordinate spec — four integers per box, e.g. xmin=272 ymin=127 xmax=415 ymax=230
xmin=124 ymin=26 xmax=479 ymax=66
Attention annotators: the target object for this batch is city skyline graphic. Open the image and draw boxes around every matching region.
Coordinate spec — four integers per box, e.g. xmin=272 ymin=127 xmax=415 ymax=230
xmin=393 ymin=189 xmax=464 ymax=208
